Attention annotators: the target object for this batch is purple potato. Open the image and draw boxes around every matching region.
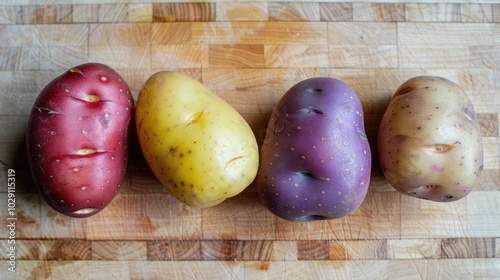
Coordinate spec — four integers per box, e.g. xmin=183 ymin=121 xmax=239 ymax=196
xmin=257 ymin=77 xmax=371 ymax=222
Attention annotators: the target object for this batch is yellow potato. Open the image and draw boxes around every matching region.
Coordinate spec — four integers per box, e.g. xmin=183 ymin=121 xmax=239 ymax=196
xmin=377 ymin=76 xmax=483 ymax=202
xmin=136 ymin=72 xmax=259 ymax=207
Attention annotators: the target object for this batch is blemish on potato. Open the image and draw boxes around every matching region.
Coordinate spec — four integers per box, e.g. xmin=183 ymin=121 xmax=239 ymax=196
xmin=76 ymin=148 xmax=97 ymax=155
xmin=82 ymin=94 xmax=101 ymax=102
xmin=36 ymin=107 xmax=59 ymax=115
xmin=69 ymin=67 xmax=85 ymax=76
xmin=431 ymin=165 xmax=445 ymax=173
xmin=427 ymin=144 xmax=454 ymax=153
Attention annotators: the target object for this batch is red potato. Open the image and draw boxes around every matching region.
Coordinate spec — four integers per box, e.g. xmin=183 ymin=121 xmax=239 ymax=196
xmin=26 ymin=63 xmax=134 ymax=218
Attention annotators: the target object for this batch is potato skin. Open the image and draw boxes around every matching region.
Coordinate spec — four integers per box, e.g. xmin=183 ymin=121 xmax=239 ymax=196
xmin=26 ymin=63 xmax=134 ymax=218
xmin=377 ymin=76 xmax=483 ymax=202
xmin=257 ymin=77 xmax=371 ymax=222
xmin=135 ymin=71 xmax=259 ymax=208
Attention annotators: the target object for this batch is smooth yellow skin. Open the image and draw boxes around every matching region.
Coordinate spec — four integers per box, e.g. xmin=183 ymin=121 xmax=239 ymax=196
xmin=136 ymin=72 xmax=259 ymax=207
xmin=378 ymin=76 xmax=483 ymax=202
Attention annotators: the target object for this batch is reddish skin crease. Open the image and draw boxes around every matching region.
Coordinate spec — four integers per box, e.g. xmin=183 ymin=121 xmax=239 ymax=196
xmin=26 ymin=63 xmax=134 ymax=218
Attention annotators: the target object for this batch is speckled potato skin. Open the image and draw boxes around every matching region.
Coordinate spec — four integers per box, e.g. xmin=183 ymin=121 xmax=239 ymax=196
xmin=26 ymin=63 xmax=134 ymax=218
xmin=135 ymin=71 xmax=259 ymax=208
xmin=378 ymin=76 xmax=484 ymax=202
xmin=257 ymin=77 xmax=371 ymax=222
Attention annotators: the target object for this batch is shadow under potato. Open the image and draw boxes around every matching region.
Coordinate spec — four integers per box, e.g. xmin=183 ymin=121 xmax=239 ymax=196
xmin=11 ymin=131 xmax=38 ymax=194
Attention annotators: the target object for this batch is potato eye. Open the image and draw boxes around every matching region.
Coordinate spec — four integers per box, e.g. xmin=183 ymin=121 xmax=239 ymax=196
xmin=297 ymin=107 xmax=324 ymax=115
xmin=440 ymin=195 xmax=454 ymax=201
xmin=306 ymin=88 xmax=323 ymax=93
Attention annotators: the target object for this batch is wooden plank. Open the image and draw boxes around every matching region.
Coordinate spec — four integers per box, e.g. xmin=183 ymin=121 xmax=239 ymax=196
xmin=298 ymin=240 xmax=329 ymax=260
xmin=264 ymin=45 xmax=329 ymax=68
xmin=320 ymin=3 xmax=352 ymax=22
xmin=269 ymin=3 xmax=320 ymax=22
xmin=128 ymin=4 xmax=153 ymax=23
xmin=405 ymin=3 xmax=462 ymax=22
xmin=201 ymin=193 xmax=275 ymax=240
xmin=151 ymin=22 xmax=192 ymax=45
xmin=328 ymin=22 xmax=398 ymax=68
xmin=40 ymin=46 xmax=88 ymax=71
xmin=441 ymin=238 xmax=495 ymax=258
xmin=329 ymin=22 xmax=397 ymax=45
xmin=329 ymin=240 xmax=387 ymax=260
xmin=460 ymin=4 xmax=500 ymax=23
xmin=387 ymin=239 xmax=441 ymax=259
xmin=22 ymin=5 xmax=73 ymax=24
xmin=148 ymin=240 xmax=201 ymax=261
xmin=352 ymin=3 xmax=405 ymax=22
xmin=216 ymin=3 xmax=268 ymax=22
xmin=398 ymin=22 xmax=497 ymax=46
xmin=92 ymin=241 xmax=147 ymax=260
xmin=0 ymin=47 xmax=38 ymax=70
xmin=209 ymin=45 xmax=264 ymax=68
xmin=201 ymin=240 xmax=234 ymax=261
xmin=23 ymin=240 xmax=92 ymax=261
xmin=191 ymin=22 xmax=328 ymax=45
xmin=152 ymin=45 xmax=202 ymax=69
xmin=0 ymin=116 xmax=28 ymax=143
xmin=482 ymin=137 xmax=500 ymax=170
xmin=89 ymin=23 xmax=151 ymax=46
xmin=473 ymin=258 xmax=500 ymax=278
xmin=153 ymin=3 xmax=215 ymax=22
xmin=0 ymin=259 xmax=499 ymax=279
xmin=0 ymin=5 xmax=23 ymax=24
xmin=405 ymin=3 xmax=500 ymax=23
xmin=89 ymin=46 xmax=151 ymax=70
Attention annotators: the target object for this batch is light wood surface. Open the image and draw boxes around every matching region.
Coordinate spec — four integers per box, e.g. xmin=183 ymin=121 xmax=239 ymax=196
xmin=0 ymin=1 xmax=499 ymax=279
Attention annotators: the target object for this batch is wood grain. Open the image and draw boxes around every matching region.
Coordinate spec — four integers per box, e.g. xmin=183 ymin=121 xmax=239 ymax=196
xmin=0 ymin=1 xmax=499 ymax=279
xmin=153 ymin=3 xmax=215 ymax=22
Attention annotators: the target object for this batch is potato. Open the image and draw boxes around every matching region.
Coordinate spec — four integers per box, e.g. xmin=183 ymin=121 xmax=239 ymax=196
xmin=135 ymin=71 xmax=259 ymax=207
xmin=256 ymin=77 xmax=371 ymax=222
xmin=377 ymin=76 xmax=483 ymax=202
xmin=26 ymin=63 xmax=134 ymax=217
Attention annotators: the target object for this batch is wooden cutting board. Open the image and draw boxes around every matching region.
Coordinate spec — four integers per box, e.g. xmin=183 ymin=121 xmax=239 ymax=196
xmin=0 ymin=1 xmax=499 ymax=279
